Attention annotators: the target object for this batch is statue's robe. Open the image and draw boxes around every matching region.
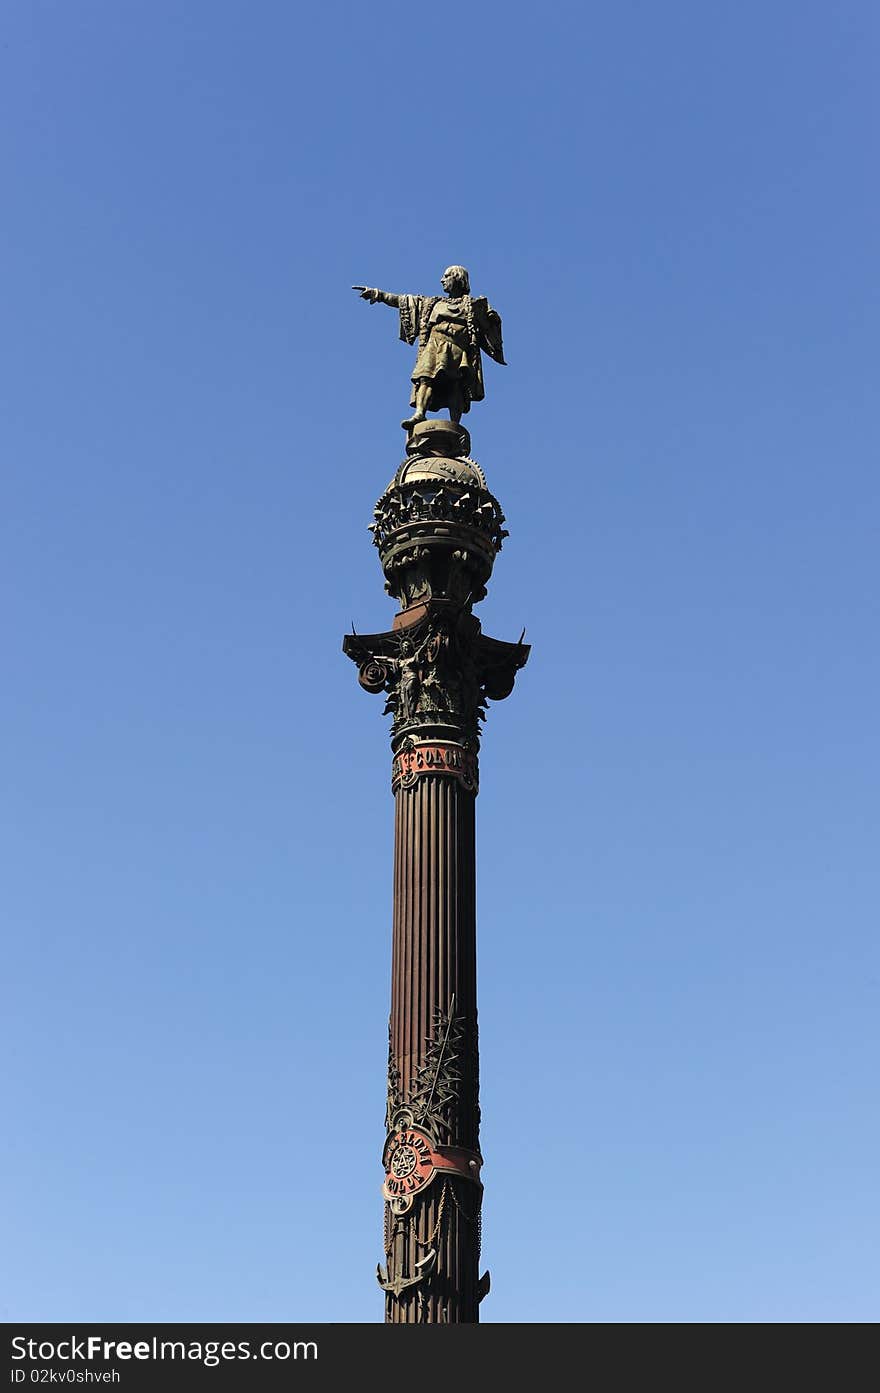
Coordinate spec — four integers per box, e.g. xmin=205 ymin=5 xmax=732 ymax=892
xmin=398 ymin=295 xmax=505 ymax=414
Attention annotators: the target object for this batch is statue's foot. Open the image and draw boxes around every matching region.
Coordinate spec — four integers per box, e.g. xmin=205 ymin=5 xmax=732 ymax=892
xmin=401 ymin=414 xmax=426 ymax=430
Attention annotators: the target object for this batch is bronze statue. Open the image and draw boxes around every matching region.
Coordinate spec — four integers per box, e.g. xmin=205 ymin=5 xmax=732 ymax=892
xmin=353 ymin=267 xmax=505 ymax=430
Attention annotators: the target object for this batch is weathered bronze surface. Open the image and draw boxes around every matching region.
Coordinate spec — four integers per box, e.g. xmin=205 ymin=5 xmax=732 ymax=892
xmin=353 ymin=267 xmax=505 ymax=431
xmin=343 ymin=269 xmax=527 ymax=1322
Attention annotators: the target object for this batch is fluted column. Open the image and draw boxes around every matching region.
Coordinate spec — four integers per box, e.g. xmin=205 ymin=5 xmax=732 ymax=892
xmin=384 ymin=768 xmax=481 ymax=1322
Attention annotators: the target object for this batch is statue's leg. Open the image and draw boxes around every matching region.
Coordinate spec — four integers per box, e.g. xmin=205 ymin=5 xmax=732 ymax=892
xmin=447 ymin=381 xmax=464 ymax=425
xmin=402 ymin=382 xmax=431 ymax=429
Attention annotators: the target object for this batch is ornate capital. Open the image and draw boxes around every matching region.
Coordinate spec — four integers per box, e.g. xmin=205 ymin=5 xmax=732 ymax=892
xmin=343 ymin=607 xmax=528 ymax=766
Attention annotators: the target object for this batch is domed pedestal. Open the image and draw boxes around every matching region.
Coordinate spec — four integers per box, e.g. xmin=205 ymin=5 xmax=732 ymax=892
xmin=371 ymin=425 xmax=507 ymax=620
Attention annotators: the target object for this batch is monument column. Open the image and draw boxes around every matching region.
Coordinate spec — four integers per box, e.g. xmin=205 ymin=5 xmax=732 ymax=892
xmin=344 ymin=270 xmax=527 ymax=1323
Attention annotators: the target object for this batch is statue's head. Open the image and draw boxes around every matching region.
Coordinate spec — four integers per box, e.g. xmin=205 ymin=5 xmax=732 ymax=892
xmin=441 ymin=265 xmax=470 ymax=296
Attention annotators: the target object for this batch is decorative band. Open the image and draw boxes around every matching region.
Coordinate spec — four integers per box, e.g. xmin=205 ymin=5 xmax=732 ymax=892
xmin=392 ymin=740 xmax=478 ymax=794
xmin=383 ymin=1123 xmax=483 ymax=1211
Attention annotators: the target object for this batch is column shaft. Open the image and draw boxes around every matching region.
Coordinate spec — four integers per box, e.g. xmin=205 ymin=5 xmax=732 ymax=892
xmin=385 ymin=772 xmax=481 ymax=1323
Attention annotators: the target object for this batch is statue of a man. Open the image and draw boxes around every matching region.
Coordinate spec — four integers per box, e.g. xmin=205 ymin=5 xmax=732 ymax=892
xmin=353 ymin=266 xmax=505 ymax=429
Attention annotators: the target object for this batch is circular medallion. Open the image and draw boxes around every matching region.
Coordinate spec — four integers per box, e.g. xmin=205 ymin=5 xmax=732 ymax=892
xmin=382 ymin=1127 xmax=435 ymax=1204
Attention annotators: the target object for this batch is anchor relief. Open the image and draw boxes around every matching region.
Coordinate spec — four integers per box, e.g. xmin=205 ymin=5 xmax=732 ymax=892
xmin=377 ymin=1000 xmax=488 ymax=1304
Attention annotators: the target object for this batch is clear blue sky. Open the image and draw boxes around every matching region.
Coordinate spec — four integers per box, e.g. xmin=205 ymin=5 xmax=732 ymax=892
xmin=2 ymin=1 xmax=877 ymax=1323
